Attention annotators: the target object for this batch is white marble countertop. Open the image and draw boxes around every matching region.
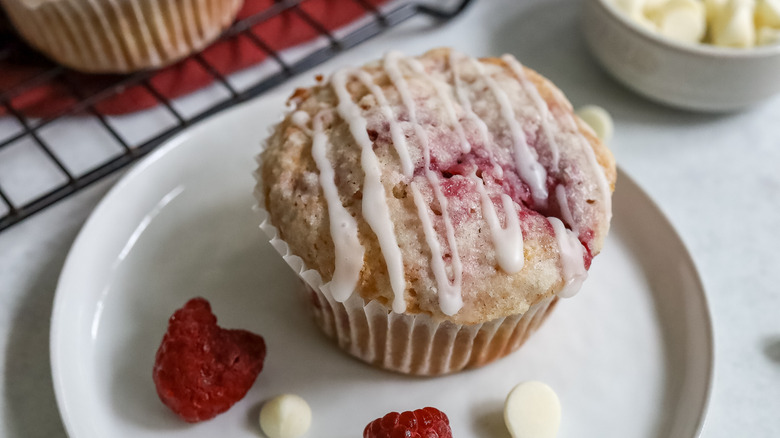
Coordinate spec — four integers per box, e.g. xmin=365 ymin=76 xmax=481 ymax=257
xmin=2 ymin=0 xmax=779 ymax=436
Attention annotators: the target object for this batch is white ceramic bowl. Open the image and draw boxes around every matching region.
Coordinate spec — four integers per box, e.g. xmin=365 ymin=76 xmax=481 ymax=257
xmin=582 ymin=0 xmax=780 ymax=112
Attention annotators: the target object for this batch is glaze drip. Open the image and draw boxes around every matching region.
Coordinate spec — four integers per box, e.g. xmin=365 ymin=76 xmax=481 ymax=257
xmin=353 ymin=70 xmax=414 ymax=176
xmin=403 ymin=54 xmax=471 ymax=153
xmin=470 ymin=173 xmax=525 ymax=274
xmin=547 ymin=217 xmax=588 ymax=298
xmin=411 ymin=184 xmax=463 ymax=315
xmin=450 ymin=50 xmax=490 ymax=147
xmin=502 ymin=55 xmax=562 ymax=169
xmin=310 ymin=111 xmax=365 ymax=302
xmin=384 ymin=51 xmax=465 ymax=315
xmin=556 ymin=184 xmax=576 ymax=233
xmin=571 ymin=114 xmax=613 ymax=224
xmin=332 ymin=69 xmax=408 ymax=314
xmin=467 ymin=55 xmax=550 ymax=208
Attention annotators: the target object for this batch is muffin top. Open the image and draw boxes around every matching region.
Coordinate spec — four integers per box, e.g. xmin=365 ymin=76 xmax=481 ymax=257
xmin=259 ymin=48 xmax=616 ymax=325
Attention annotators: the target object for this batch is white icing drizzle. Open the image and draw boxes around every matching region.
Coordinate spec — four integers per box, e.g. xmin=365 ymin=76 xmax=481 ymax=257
xmin=384 ymin=51 xmax=465 ymax=315
xmin=502 ymin=54 xmax=561 ymax=169
xmin=353 ymin=70 xmax=414 ymax=176
xmin=332 ymin=69 xmax=408 ymax=314
xmin=470 ymin=173 xmax=525 ymax=273
xmin=587 ymin=144 xmax=612 ymax=224
xmin=547 ymin=217 xmax=588 ymax=298
xmin=410 ymin=184 xmax=463 ymax=315
xmin=382 ymin=51 xmax=424 ymax=137
xmin=452 ymin=50 xmax=528 ymax=273
xmin=509 ymin=53 xmax=611 ymax=239
xmin=557 ymin=109 xmax=612 ymax=225
xmin=555 ymin=184 xmax=577 ymax=233
xmin=449 ymin=50 xmax=490 ymax=147
xmin=573 ymin=115 xmax=613 ymax=223
xmin=467 ymin=56 xmax=549 ymax=208
xmin=402 ymin=54 xmax=471 ymax=153
xmin=426 ymin=179 xmax=464 ymax=315
xmin=298 ymin=68 xmax=418 ymax=298
xmin=310 ymin=112 xmax=365 ymax=302
xmin=451 ymin=51 xmax=506 ymax=184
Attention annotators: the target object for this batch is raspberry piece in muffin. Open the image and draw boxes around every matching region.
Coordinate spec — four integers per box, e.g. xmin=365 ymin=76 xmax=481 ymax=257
xmin=153 ymin=298 xmax=266 ymax=422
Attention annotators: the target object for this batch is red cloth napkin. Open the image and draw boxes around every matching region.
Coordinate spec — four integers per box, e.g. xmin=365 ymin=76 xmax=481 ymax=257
xmin=0 ymin=0 xmax=385 ymax=118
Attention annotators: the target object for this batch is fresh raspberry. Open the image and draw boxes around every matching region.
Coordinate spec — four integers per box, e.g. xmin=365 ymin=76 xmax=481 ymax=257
xmin=363 ymin=407 xmax=453 ymax=438
xmin=153 ymin=298 xmax=266 ymax=423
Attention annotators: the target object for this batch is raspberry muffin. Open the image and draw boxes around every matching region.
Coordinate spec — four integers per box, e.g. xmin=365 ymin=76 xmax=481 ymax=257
xmin=256 ymin=48 xmax=616 ymax=375
xmin=0 ymin=0 xmax=243 ymax=72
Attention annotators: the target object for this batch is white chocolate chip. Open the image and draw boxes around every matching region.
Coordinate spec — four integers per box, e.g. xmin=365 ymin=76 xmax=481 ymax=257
xmin=613 ymin=0 xmax=647 ymax=16
xmin=651 ymin=0 xmax=707 ymax=43
xmin=612 ymin=0 xmax=660 ymax=30
xmin=632 ymin=12 xmax=662 ymax=30
xmin=643 ymin=0 xmax=673 ymax=10
xmin=710 ymin=0 xmax=757 ymax=47
xmin=757 ymin=25 xmax=780 ymax=44
xmin=756 ymin=0 xmax=780 ymax=26
xmin=576 ymin=105 xmax=614 ymax=144
xmin=259 ymin=394 xmax=312 ymax=438
xmin=504 ymin=381 xmax=561 ymax=438
xmin=704 ymin=0 xmax=729 ymax=25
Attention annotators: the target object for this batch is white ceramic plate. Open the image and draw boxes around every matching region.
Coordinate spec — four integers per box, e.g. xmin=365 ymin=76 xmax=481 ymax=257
xmin=51 ymin=89 xmax=713 ymax=438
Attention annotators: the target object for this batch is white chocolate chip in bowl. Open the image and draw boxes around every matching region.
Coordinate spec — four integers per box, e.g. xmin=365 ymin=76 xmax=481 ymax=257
xmin=649 ymin=0 xmax=707 ymax=44
xmin=259 ymin=394 xmax=312 ymax=438
xmin=756 ymin=0 xmax=780 ymax=27
xmin=612 ymin=0 xmax=646 ymax=15
xmin=504 ymin=381 xmax=561 ymax=438
xmin=704 ymin=0 xmax=729 ymax=21
xmin=583 ymin=0 xmax=780 ymax=111
xmin=643 ymin=0 xmax=673 ymax=9
xmin=604 ymin=0 xmax=780 ymax=48
xmin=613 ymin=0 xmax=660 ymax=29
xmin=710 ymin=0 xmax=757 ymax=47
xmin=576 ymin=105 xmax=614 ymax=144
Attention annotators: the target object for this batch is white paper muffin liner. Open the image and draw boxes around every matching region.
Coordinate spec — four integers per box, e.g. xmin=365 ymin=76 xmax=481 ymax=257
xmin=0 ymin=0 xmax=243 ymax=73
xmin=253 ymin=148 xmax=559 ymax=376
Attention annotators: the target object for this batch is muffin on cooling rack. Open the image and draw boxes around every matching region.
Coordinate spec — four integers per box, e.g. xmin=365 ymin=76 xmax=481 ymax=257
xmin=0 ymin=0 xmax=243 ymax=73
xmin=255 ymin=48 xmax=616 ymax=376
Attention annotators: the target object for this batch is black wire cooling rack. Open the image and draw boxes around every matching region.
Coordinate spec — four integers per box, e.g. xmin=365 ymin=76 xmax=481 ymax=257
xmin=0 ymin=0 xmax=472 ymax=232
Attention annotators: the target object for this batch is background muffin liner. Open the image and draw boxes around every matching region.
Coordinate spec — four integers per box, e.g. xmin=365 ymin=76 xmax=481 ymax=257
xmin=0 ymin=0 xmax=243 ymax=73
xmin=253 ymin=153 xmax=559 ymax=376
